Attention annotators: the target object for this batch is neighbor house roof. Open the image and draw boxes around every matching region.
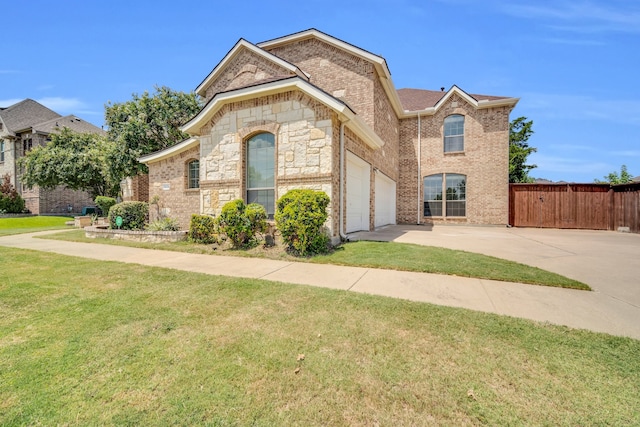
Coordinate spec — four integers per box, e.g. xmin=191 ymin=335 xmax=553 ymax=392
xmin=32 ymin=115 xmax=105 ymax=135
xmin=0 ymin=99 xmax=60 ymax=134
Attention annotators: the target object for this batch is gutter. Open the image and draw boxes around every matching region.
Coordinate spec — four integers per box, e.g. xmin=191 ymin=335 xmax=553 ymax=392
xmin=417 ymin=113 xmax=421 ymax=225
xmin=339 ymin=120 xmax=349 ymax=240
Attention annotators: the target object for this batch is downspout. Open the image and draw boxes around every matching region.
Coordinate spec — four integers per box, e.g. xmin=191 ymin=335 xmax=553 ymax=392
xmin=339 ymin=120 xmax=348 ymax=240
xmin=417 ymin=113 xmax=421 ymax=224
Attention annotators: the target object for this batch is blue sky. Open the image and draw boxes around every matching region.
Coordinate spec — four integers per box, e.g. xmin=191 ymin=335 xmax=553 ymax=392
xmin=2 ymin=0 xmax=639 ymax=182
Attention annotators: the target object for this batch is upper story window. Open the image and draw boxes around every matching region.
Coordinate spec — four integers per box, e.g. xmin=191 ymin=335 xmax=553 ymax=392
xmin=0 ymin=140 xmax=4 ymax=163
xmin=23 ymin=138 xmax=33 ymax=155
xmin=246 ymin=132 xmax=275 ymax=218
xmin=444 ymin=114 xmax=464 ymax=152
xmin=187 ymin=159 xmax=199 ymax=189
xmin=423 ymin=173 xmax=466 ymax=217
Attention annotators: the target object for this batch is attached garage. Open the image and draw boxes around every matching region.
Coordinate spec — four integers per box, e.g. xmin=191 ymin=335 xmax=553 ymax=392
xmin=374 ymin=172 xmax=396 ymax=228
xmin=346 ymin=152 xmax=371 ymax=233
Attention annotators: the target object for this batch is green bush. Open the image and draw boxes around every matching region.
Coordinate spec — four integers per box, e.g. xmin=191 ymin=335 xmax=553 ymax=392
xmin=216 ymin=199 xmax=267 ymax=248
xmin=94 ymin=196 xmax=117 ymax=217
xmin=188 ymin=214 xmax=218 ymax=244
xmin=146 ymin=217 xmax=181 ymax=231
xmin=0 ymin=174 xmax=26 ymax=214
xmin=108 ymin=201 xmax=148 ymax=230
xmin=275 ymin=189 xmax=330 ymax=256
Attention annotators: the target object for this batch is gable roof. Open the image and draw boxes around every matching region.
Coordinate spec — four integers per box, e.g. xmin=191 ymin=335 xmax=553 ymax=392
xmin=182 ymin=75 xmax=384 ymax=151
xmin=397 ymin=86 xmax=519 ymax=115
xmin=0 ymin=99 xmax=61 ymax=134
xmin=195 ymin=39 xmax=309 ymax=97
xmin=257 ymin=28 xmax=406 ymax=117
xmin=32 ymin=115 xmax=105 ymax=135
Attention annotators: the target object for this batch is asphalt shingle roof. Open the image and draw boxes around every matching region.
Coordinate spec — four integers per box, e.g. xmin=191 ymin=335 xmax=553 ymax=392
xmin=397 ymin=88 xmax=509 ymax=111
xmin=0 ymin=99 xmax=61 ymax=133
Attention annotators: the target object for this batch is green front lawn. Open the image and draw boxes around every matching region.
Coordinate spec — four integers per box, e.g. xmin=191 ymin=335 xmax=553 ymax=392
xmin=44 ymin=229 xmax=589 ymax=290
xmin=0 ymin=216 xmax=71 ymax=236
xmin=0 ymin=247 xmax=637 ymax=425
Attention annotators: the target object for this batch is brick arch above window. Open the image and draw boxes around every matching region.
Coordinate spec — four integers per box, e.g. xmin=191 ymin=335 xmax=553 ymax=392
xmin=238 ymin=122 xmax=280 ymax=140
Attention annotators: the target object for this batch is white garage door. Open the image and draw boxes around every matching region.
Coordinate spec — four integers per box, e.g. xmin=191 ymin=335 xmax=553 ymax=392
xmin=346 ymin=152 xmax=370 ymax=233
xmin=375 ymin=172 xmax=396 ymax=228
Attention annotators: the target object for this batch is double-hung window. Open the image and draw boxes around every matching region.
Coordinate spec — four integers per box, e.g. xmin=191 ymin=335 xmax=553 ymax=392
xmin=187 ymin=160 xmax=199 ymax=189
xmin=444 ymin=115 xmax=464 ymax=152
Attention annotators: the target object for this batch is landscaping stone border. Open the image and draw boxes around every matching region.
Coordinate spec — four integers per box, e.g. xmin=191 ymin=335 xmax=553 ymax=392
xmin=84 ymin=226 xmax=187 ymax=243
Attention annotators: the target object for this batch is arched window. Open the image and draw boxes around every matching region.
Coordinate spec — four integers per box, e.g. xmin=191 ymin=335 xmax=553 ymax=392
xmin=423 ymin=173 xmax=466 ymax=217
xmin=444 ymin=115 xmax=464 ymax=152
xmin=187 ymin=159 xmax=199 ymax=189
xmin=246 ymin=132 xmax=275 ymax=217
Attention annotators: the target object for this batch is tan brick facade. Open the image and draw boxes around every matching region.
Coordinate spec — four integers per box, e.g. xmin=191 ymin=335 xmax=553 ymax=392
xmin=143 ymin=30 xmax=517 ymax=234
xmin=147 ymin=146 xmax=200 ymax=229
xmin=398 ymin=95 xmax=511 ymax=225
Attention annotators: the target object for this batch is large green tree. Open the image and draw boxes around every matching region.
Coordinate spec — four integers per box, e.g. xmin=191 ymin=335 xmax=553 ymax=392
xmin=595 ymin=165 xmax=634 ymax=184
xmin=20 ymin=128 xmax=119 ymax=198
xmin=105 ymin=86 xmax=201 ymax=183
xmin=509 ymin=116 xmax=537 ymax=183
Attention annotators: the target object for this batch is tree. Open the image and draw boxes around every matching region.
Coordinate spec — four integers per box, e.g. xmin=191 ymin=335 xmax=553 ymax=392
xmin=509 ymin=116 xmax=537 ymax=183
xmin=20 ymin=128 xmax=119 ymax=198
xmin=105 ymin=86 xmax=201 ymax=183
xmin=595 ymin=165 xmax=633 ymax=184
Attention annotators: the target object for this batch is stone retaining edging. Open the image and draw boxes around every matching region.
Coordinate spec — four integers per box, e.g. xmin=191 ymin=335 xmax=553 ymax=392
xmin=85 ymin=226 xmax=187 ymax=243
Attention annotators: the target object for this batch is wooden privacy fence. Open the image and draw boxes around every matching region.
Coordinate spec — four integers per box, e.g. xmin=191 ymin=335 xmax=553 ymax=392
xmin=509 ymin=182 xmax=640 ymax=233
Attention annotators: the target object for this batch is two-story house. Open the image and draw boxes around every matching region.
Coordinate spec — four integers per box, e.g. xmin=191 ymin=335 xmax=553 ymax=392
xmin=140 ymin=29 xmax=518 ymax=242
xmin=0 ymin=99 xmax=105 ymax=214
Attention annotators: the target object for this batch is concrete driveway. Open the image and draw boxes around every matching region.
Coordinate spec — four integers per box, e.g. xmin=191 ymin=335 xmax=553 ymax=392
xmin=350 ymin=225 xmax=640 ymax=309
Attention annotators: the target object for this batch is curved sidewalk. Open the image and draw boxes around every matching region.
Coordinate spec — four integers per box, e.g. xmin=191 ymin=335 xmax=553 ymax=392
xmin=1 ymin=230 xmax=639 ymax=340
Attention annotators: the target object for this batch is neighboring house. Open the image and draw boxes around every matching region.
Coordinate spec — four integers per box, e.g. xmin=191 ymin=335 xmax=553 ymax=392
xmin=140 ymin=29 xmax=519 ymax=241
xmin=0 ymin=99 xmax=105 ymax=214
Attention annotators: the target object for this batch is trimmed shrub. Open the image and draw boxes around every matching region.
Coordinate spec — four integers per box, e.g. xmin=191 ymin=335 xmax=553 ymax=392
xmin=108 ymin=201 xmax=148 ymax=230
xmin=275 ymin=189 xmax=330 ymax=256
xmin=94 ymin=196 xmax=117 ymax=217
xmin=188 ymin=214 xmax=218 ymax=244
xmin=0 ymin=174 xmax=25 ymax=214
xmin=146 ymin=217 xmax=180 ymax=231
xmin=216 ymin=199 xmax=267 ymax=248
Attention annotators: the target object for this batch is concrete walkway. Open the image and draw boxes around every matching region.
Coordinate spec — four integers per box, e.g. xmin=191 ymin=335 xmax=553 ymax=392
xmin=1 ymin=227 xmax=639 ymax=340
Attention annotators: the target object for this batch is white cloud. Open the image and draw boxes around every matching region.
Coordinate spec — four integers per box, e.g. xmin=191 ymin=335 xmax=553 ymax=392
xmin=500 ymin=1 xmax=640 ymax=33
xmin=519 ymin=92 xmax=640 ymax=126
xmin=35 ymin=97 xmax=87 ymax=112
xmin=0 ymin=98 xmax=24 ymax=108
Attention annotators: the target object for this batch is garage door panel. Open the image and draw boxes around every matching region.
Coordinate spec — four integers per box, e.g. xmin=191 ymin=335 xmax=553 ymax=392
xmin=375 ymin=172 xmax=396 ymax=228
xmin=346 ymin=153 xmax=370 ymax=233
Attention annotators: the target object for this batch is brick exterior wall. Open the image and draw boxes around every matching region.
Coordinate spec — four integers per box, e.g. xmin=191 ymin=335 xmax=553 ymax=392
xmin=398 ymin=94 xmax=511 ymax=225
xmin=147 ymin=146 xmax=201 ymax=230
xmin=121 ymin=174 xmax=149 ymax=202
xmin=265 ymin=39 xmax=377 ymax=130
xmin=146 ymin=32 xmax=514 ymax=235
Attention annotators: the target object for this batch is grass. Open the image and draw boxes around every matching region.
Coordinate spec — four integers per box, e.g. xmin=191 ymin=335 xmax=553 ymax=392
xmin=0 ymin=246 xmax=637 ymax=426
xmin=44 ymin=229 xmax=589 ymax=290
xmin=0 ymin=215 xmax=72 ymax=236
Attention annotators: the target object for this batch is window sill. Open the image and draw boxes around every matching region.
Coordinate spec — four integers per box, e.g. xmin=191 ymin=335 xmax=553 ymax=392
xmin=185 ymin=188 xmax=200 ymax=193
xmin=444 ymin=151 xmax=465 ymax=156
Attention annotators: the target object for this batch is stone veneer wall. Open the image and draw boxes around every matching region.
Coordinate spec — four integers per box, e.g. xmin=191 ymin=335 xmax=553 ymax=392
xmin=197 ymin=90 xmax=339 ymax=238
xmin=398 ymin=94 xmax=511 ymax=225
xmin=147 ymin=145 xmax=200 ymax=230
